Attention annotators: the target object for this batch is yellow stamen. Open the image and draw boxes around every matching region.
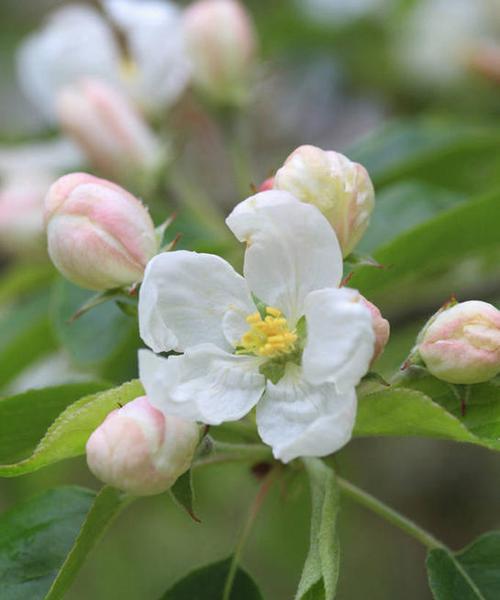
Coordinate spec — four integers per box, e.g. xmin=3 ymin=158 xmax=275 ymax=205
xmin=237 ymin=306 xmax=297 ymax=358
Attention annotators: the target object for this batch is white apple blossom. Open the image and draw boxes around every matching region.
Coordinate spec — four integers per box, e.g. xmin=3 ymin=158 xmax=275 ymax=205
xmin=395 ymin=0 xmax=497 ymax=89
xmin=138 ymin=192 xmax=375 ymax=462
xmin=16 ymin=1 xmax=190 ymax=123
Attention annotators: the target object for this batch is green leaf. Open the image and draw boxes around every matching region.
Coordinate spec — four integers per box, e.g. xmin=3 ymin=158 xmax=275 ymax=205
xmin=0 ymin=263 xmax=55 ymax=307
xmin=170 ymin=470 xmax=200 ymax=523
xmin=160 ymin=558 xmax=263 ymax=600
xmin=51 ymin=279 xmax=140 ymax=381
xmin=0 ymin=382 xmax=109 ymax=465
xmin=427 ymin=532 xmax=500 ymax=600
xmin=357 ymin=181 xmax=465 ymax=253
xmin=45 ymin=486 xmax=131 ymax=600
xmin=354 ymin=378 xmax=500 ymax=451
xmin=0 ymin=291 xmax=58 ymax=390
xmin=0 ymin=486 xmax=95 ymax=600
xmin=350 ymin=189 xmax=500 ymax=312
xmin=296 ymin=459 xmax=340 ymax=600
xmin=349 ymin=119 xmax=500 ymax=193
xmin=0 ymin=379 xmax=143 ymax=477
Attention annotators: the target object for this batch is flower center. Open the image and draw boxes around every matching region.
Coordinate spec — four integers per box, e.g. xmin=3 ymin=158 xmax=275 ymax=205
xmin=120 ymin=57 xmax=139 ymax=82
xmin=237 ymin=306 xmax=298 ymax=358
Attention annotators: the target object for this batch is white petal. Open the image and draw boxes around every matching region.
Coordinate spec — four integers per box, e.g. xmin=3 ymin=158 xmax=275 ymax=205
xmin=226 ymin=190 xmax=300 ymax=230
xmin=16 ymin=6 xmax=120 ymax=123
xmin=256 ymin=364 xmax=357 ymax=463
xmin=226 ymin=193 xmax=343 ymax=324
xmin=302 ymin=287 xmax=375 ymax=391
xmin=139 ymin=345 xmax=265 ymax=425
xmin=139 ymin=250 xmax=254 ymax=353
xmin=105 ymin=0 xmax=191 ymax=111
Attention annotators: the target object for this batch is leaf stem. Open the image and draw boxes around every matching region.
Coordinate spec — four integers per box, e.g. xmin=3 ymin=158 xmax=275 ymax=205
xmin=337 ymin=476 xmax=445 ymax=550
xmin=221 ymin=466 xmax=279 ymax=600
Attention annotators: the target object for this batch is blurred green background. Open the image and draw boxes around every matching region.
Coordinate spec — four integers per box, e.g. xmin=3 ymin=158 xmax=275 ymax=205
xmin=1 ymin=1 xmax=500 ymax=598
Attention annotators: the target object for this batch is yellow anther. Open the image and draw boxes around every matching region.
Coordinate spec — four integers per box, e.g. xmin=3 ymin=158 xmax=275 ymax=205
xmin=246 ymin=312 xmax=262 ymax=324
xmin=237 ymin=306 xmax=297 ymax=358
xmin=268 ymin=335 xmax=285 ymax=343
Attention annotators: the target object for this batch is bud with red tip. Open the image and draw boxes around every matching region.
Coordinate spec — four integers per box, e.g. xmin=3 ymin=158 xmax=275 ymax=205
xmin=274 ymin=145 xmax=375 ymax=257
xmin=183 ymin=0 xmax=257 ymax=104
xmin=57 ymin=78 xmax=162 ymax=179
xmin=86 ymin=396 xmax=200 ymax=496
xmin=418 ymin=300 xmax=500 ymax=384
xmin=45 ymin=172 xmax=159 ymax=290
xmin=258 ymin=176 xmax=274 ymax=192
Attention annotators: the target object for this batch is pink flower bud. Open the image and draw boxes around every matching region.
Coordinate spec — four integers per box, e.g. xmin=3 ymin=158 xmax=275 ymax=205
xmin=359 ymin=296 xmax=390 ymax=365
xmin=274 ymin=145 xmax=375 ymax=257
xmin=183 ymin=0 xmax=257 ymax=104
xmin=45 ymin=172 xmax=159 ymax=290
xmin=419 ymin=301 xmax=500 ymax=384
xmin=56 ymin=78 xmax=161 ymax=179
xmin=86 ymin=396 xmax=200 ymax=496
xmin=0 ymin=172 xmax=51 ymax=257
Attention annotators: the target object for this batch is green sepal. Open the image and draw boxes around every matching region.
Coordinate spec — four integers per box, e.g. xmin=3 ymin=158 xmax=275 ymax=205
xmin=251 ymin=293 xmax=267 ymax=319
xmin=259 ymin=360 xmax=287 ymax=385
xmin=170 ymin=469 xmax=201 ymax=523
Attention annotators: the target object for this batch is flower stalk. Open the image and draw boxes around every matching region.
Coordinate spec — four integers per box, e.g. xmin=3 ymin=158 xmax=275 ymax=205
xmin=336 ymin=475 xmax=445 ymax=550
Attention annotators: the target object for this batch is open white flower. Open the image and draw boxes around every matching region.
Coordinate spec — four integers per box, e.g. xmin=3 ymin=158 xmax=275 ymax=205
xmin=138 ymin=192 xmax=375 ymax=462
xmin=17 ymin=1 xmax=190 ymax=123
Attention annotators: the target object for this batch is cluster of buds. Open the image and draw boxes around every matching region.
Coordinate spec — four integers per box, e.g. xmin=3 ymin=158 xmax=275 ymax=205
xmin=416 ymin=300 xmax=500 ymax=385
xmin=45 ymin=172 xmax=159 ymax=291
xmin=265 ymin=145 xmax=375 ymax=257
xmin=87 ymin=396 xmax=200 ymax=495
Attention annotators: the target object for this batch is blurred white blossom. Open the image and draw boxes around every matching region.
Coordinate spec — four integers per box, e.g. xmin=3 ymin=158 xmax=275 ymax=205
xmin=0 ymin=138 xmax=82 ymax=177
xmin=16 ymin=1 xmax=190 ymax=123
xmin=0 ymin=138 xmax=83 ymax=258
xmin=105 ymin=0 xmax=191 ymax=112
xmin=396 ymin=0 xmax=500 ymax=88
xmin=0 ymin=172 xmax=51 ymax=257
xmin=6 ymin=352 xmax=92 ymax=396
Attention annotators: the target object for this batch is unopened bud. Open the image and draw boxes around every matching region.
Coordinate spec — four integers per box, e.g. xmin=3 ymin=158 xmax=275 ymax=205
xmin=419 ymin=301 xmax=500 ymax=384
xmin=45 ymin=172 xmax=159 ymax=290
xmin=56 ymin=78 xmax=161 ymax=179
xmin=359 ymin=296 xmax=390 ymax=365
xmin=86 ymin=396 xmax=200 ymax=496
xmin=0 ymin=172 xmax=51 ymax=257
xmin=274 ymin=145 xmax=375 ymax=257
xmin=183 ymin=0 xmax=257 ymax=104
